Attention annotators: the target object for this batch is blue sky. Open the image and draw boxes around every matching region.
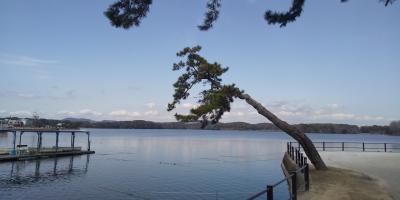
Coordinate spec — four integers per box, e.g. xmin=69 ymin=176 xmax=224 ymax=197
xmin=0 ymin=0 xmax=399 ymax=125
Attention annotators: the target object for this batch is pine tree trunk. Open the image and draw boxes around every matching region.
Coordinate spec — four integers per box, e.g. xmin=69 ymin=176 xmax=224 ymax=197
xmin=239 ymin=93 xmax=328 ymax=170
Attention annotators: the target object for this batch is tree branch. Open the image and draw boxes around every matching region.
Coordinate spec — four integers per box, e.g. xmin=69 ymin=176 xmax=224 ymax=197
xmin=264 ymin=0 xmax=305 ymax=27
xmin=238 ymin=93 xmax=327 ymax=169
xmin=198 ymin=0 xmax=222 ymax=31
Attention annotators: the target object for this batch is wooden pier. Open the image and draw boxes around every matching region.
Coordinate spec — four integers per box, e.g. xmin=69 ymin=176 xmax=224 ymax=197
xmin=0 ymin=128 xmax=95 ymax=162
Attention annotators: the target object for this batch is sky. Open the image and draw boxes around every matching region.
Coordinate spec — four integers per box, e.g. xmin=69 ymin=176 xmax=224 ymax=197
xmin=0 ymin=0 xmax=399 ymax=125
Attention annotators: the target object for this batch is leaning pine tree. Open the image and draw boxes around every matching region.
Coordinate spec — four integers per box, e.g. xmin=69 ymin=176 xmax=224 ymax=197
xmin=167 ymin=46 xmax=327 ymax=170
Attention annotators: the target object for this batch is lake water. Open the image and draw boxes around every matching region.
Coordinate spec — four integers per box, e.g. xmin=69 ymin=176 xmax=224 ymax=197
xmin=0 ymin=129 xmax=400 ymax=200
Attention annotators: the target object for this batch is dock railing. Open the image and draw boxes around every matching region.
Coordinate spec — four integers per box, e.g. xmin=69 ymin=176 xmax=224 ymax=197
xmin=247 ymin=142 xmax=309 ymax=200
xmin=289 ymin=141 xmax=400 ymax=152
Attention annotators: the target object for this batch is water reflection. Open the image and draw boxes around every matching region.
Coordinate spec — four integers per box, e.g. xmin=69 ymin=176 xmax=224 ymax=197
xmin=1 ymin=155 xmax=90 ymax=186
xmin=0 ymin=133 xmax=8 ymax=139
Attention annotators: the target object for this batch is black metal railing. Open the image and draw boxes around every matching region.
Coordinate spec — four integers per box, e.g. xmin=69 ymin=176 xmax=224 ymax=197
xmin=247 ymin=142 xmax=309 ymax=200
xmin=289 ymin=141 xmax=400 ymax=152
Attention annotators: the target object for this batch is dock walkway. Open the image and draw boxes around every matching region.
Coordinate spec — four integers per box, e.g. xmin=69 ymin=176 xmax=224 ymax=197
xmin=0 ymin=128 xmax=95 ymax=162
xmin=0 ymin=150 xmax=95 ymax=162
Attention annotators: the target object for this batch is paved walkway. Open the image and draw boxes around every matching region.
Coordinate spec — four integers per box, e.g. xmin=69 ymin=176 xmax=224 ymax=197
xmin=319 ymin=151 xmax=400 ymax=199
xmin=299 ymin=167 xmax=393 ymax=200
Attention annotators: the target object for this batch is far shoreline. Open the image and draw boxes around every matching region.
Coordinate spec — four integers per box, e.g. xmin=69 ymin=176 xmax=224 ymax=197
xmin=2 ymin=117 xmax=399 ymax=136
xmin=78 ymin=127 xmax=400 ymax=136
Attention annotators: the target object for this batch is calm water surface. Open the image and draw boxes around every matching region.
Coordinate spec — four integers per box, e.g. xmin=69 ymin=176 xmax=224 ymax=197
xmin=0 ymin=129 xmax=399 ymax=200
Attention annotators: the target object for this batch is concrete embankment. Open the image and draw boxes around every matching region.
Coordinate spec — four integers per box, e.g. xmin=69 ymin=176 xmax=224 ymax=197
xmin=299 ymin=152 xmax=400 ymax=200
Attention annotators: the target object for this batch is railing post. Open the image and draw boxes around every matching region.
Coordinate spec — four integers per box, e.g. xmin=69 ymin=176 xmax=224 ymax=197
xmin=37 ymin=132 xmax=42 ymax=152
xmin=323 ymin=142 xmax=325 ymax=151
xmin=37 ymin=132 xmax=40 ymax=151
xmin=291 ymin=146 xmax=295 ymax=159
xmin=55 ymin=132 xmax=59 ymax=152
xmin=292 ymin=144 xmax=294 ymax=156
xmin=384 ymin=143 xmax=387 ymax=152
xmin=86 ymin=132 xmax=91 ymax=151
xmin=40 ymin=132 xmax=43 ymax=150
xmin=12 ymin=131 xmax=16 ymax=154
xmin=297 ymin=150 xmax=300 ymax=164
xmin=342 ymin=142 xmax=344 ymax=151
xmin=19 ymin=131 xmax=23 ymax=146
xmin=295 ymin=149 xmax=299 ymax=164
xmin=300 ymin=154 xmax=304 ymax=167
xmin=71 ymin=132 xmax=75 ymax=149
xmin=287 ymin=142 xmax=290 ymax=154
xmin=298 ymin=151 xmax=301 ymax=165
xmin=291 ymin=172 xmax=297 ymax=200
xmin=362 ymin=142 xmax=365 ymax=152
xmin=304 ymin=164 xmax=309 ymax=191
xmin=267 ymin=185 xmax=273 ymax=200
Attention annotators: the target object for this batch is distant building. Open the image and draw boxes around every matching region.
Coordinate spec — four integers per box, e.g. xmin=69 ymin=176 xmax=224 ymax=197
xmin=21 ymin=118 xmax=33 ymax=127
xmin=57 ymin=123 xmax=63 ymax=129
xmin=0 ymin=119 xmax=8 ymax=128
xmin=7 ymin=119 xmax=23 ymax=127
xmin=0 ymin=118 xmax=30 ymax=128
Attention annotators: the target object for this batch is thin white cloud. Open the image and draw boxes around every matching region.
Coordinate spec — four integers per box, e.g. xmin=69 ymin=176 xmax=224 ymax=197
xmin=277 ymin=110 xmax=304 ymax=117
xmin=17 ymin=93 xmax=40 ymax=99
xmin=1 ymin=89 xmax=77 ymax=101
xmin=356 ymin=115 xmax=385 ymax=121
xmin=145 ymin=102 xmax=156 ymax=109
xmin=326 ymin=104 xmax=340 ymax=109
xmin=274 ymin=102 xmax=387 ymax=124
xmin=144 ymin=110 xmax=159 ymax=116
xmin=225 ymin=111 xmax=245 ymax=117
xmin=246 ymin=0 xmax=258 ymax=4
xmin=9 ymin=110 xmax=32 ymax=117
xmin=109 ymin=110 xmax=141 ymax=117
xmin=330 ymin=113 xmax=356 ymax=120
xmin=219 ymin=100 xmax=389 ymax=125
xmin=78 ymin=109 xmax=102 ymax=116
xmin=53 ymin=109 xmax=104 ymax=120
xmin=0 ymin=54 xmax=59 ymax=67
xmin=56 ymin=110 xmax=76 ymax=115
xmin=56 ymin=109 xmax=102 ymax=117
xmin=1 ymin=100 xmax=389 ymax=125
xmin=181 ymin=103 xmax=199 ymax=109
xmin=312 ymin=112 xmax=386 ymax=123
